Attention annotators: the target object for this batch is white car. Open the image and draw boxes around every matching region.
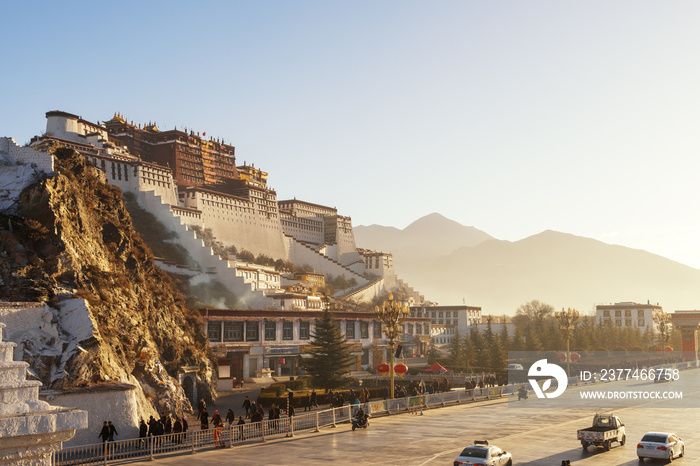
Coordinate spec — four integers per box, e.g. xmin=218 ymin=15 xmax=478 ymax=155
xmin=637 ymin=432 xmax=685 ymax=462
xmin=453 ymin=441 xmax=512 ymax=466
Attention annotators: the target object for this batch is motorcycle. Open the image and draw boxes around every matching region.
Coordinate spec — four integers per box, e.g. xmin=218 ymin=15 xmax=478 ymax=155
xmin=518 ymin=387 xmax=528 ymax=401
xmin=352 ymin=416 xmax=369 ymax=431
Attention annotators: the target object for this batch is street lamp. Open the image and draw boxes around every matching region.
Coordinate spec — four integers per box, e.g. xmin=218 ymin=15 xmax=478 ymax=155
xmin=555 ymin=307 xmax=579 ymax=377
xmin=375 ymin=293 xmax=409 ymax=399
xmin=653 ymin=311 xmax=672 ymax=357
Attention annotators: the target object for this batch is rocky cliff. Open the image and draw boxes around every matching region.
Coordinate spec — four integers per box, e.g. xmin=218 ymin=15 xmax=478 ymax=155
xmin=0 ymin=147 xmax=216 ymax=417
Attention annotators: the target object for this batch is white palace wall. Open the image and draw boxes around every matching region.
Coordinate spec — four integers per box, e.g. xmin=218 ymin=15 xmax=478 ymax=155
xmin=182 ymin=190 xmax=289 ymax=261
xmin=135 ymin=190 xmax=277 ymax=309
xmin=42 ymin=385 xmax=141 ymax=447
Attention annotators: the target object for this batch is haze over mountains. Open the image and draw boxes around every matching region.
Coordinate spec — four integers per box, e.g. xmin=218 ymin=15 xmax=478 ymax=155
xmin=354 ymin=213 xmax=700 ymax=315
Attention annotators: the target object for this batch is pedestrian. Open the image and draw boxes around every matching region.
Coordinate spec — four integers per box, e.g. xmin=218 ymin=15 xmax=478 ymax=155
xmin=226 ymin=408 xmax=235 ymax=425
xmin=98 ymin=421 xmax=110 ymax=443
xmin=164 ymin=415 xmax=172 ymax=435
xmin=200 ymin=408 xmax=209 ymax=430
xmin=303 ymin=393 xmax=310 ymax=412
xmin=310 ymin=389 xmax=318 ymax=408
xmin=236 ymin=416 xmax=245 ymax=441
xmin=139 ymin=419 xmax=148 ymax=443
xmin=147 ymin=416 xmax=156 ymax=437
xmin=197 ymin=398 xmax=206 ymax=420
xmin=232 ymin=376 xmax=237 ymax=389
xmin=242 ymin=396 xmax=252 ymax=419
xmin=211 ymin=409 xmax=223 ymax=428
xmin=173 ymin=417 xmax=183 ymax=444
xmin=107 ymin=421 xmax=118 ymax=442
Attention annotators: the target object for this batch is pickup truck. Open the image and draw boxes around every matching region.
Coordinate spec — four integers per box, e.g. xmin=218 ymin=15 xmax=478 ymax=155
xmin=577 ymin=413 xmax=626 ymax=451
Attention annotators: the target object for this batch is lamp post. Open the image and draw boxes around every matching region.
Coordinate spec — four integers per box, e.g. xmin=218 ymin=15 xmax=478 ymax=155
xmin=555 ymin=307 xmax=579 ymax=377
xmin=653 ymin=311 xmax=672 ymax=360
xmin=375 ymin=293 xmax=409 ymax=399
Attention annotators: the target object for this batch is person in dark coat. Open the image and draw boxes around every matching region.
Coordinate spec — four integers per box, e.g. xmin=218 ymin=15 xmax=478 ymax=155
xmin=147 ymin=416 xmax=156 ymax=437
xmin=200 ymin=408 xmax=209 ymax=430
xmin=242 ymin=396 xmax=252 ymax=419
xmin=197 ymin=398 xmax=206 ymax=420
xmin=164 ymin=416 xmax=172 ymax=435
xmin=173 ymin=417 xmax=183 ymax=444
xmin=107 ymin=421 xmax=118 ymax=442
xmin=226 ymin=408 xmax=235 ymax=425
xmin=98 ymin=421 xmax=110 ymax=443
xmin=139 ymin=419 xmax=148 ymax=442
xmin=310 ymin=389 xmax=318 ymax=408
xmin=181 ymin=416 xmax=188 ymax=433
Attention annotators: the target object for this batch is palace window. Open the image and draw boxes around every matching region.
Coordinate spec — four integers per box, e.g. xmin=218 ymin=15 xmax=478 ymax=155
xmin=283 ymin=321 xmax=294 ymax=340
xmin=224 ymin=322 xmax=244 ymax=342
xmin=265 ymin=321 xmax=276 ymax=341
xmin=360 ymin=321 xmax=369 ymax=339
xmin=245 ymin=322 xmax=259 ymax=341
xmin=300 ymin=321 xmax=310 ymax=340
xmin=207 ymin=321 xmax=222 ymax=342
xmin=345 ymin=321 xmax=355 ymax=339
xmin=373 ymin=321 xmax=382 ymax=338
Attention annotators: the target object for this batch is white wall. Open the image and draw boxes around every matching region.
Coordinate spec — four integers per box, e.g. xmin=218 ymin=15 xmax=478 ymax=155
xmin=42 ymin=387 xmax=141 ymax=447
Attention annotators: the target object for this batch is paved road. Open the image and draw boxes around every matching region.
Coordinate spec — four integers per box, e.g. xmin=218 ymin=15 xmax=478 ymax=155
xmin=133 ymin=371 xmax=700 ymax=465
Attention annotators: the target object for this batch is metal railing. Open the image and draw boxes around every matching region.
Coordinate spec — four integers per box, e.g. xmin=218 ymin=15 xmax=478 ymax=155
xmin=52 ymin=386 xmax=507 ymax=465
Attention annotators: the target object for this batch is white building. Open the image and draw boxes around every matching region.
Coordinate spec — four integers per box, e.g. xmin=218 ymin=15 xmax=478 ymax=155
xmin=595 ymin=301 xmax=664 ymax=332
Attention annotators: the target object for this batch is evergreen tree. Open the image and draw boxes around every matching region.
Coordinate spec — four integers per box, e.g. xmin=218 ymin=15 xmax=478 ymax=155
xmin=470 ymin=326 xmax=487 ymax=370
xmin=462 ymin=332 xmax=476 ymax=371
xmin=511 ymin=325 xmax=526 ymax=352
xmin=447 ymin=329 xmax=463 ymax=368
xmin=524 ymin=325 xmax=543 ymax=352
xmin=427 ymin=337 xmax=441 ymax=364
xmin=301 ymin=308 xmax=355 ymax=390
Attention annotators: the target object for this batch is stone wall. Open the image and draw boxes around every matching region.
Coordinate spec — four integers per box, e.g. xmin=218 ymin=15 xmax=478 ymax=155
xmin=0 ymin=137 xmax=55 ymax=173
xmin=41 ymin=384 xmax=141 ymax=447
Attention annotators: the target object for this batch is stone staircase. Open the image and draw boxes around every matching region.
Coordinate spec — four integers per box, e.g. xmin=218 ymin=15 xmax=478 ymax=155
xmin=0 ymin=322 xmax=87 ymax=465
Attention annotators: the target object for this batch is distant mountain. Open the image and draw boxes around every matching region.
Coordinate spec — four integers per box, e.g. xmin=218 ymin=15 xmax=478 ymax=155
xmin=354 ymin=215 xmax=700 ymax=314
xmin=354 ymin=213 xmax=494 ymax=268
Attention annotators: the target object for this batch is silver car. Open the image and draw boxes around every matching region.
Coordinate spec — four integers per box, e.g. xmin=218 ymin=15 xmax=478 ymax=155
xmin=637 ymin=432 xmax=685 ymax=462
xmin=453 ymin=441 xmax=513 ymax=466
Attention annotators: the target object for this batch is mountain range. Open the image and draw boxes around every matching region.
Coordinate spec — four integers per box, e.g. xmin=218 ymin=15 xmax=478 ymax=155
xmin=354 ymin=213 xmax=700 ymax=315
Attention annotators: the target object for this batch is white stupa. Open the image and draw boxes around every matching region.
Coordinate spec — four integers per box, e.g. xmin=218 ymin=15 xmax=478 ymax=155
xmin=0 ymin=322 xmax=87 ymax=464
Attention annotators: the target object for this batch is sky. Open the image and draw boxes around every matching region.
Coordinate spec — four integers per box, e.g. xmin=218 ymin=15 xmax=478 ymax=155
xmin=2 ymin=1 xmax=700 ymax=268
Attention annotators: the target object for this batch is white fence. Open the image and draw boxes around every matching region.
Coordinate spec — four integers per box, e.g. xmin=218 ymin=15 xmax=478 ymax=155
xmin=52 ymin=387 xmax=505 ymax=465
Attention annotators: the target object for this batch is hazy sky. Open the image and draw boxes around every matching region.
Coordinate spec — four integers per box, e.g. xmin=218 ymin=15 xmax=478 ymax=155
xmin=2 ymin=1 xmax=700 ymax=268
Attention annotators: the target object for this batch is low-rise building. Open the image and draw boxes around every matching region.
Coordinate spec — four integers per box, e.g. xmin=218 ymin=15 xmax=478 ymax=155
xmin=201 ymin=308 xmax=431 ymax=379
xmin=595 ymin=301 xmax=664 ymax=332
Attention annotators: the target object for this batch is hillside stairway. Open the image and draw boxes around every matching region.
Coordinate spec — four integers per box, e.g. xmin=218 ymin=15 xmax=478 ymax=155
xmin=291 ymin=237 xmax=368 ymax=284
xmin=135 ymin=190 xmax=277 ymax=308
xmin=0 ymin=322 xmax=87 ymax=465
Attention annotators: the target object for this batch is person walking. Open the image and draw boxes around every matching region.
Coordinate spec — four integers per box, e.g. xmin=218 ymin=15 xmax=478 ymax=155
xmin=242 ymin=396 xmax=252 ymax=419
xmin=107 ymin=421 xmax=118 ymax=442
xmin=236 ymin=416 xmax=245 ymax=441
xmin=310 ymin=389 xmax=318 ymax=408
xmin=226 ymin=408 xmax=235 ymax=425
xmin=98 ymin=421 xmax=110 ymax=443
xmin=200 ymin=408 xmax=209 ymax=430
xmin=173 ymin=417 xmax=183 ymax=444
xmin=196 ymin=398 xmax=206 ymax=421
xmin=139 ymin=419 xmax=148 ymax=445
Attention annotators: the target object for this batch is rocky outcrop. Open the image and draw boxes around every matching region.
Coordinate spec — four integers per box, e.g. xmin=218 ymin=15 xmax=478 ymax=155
xmin=0 ymin=147 xmax=216 ymax=418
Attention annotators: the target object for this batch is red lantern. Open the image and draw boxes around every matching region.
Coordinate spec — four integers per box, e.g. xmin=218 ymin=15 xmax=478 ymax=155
xmin=570 ymin=353 xmax=581 ymax=363
xmin=665 ymin=346 xmax=673 ymax=352
xmin=654 ymin=346 xmax=661 ymax=352
xmin=279 ymin=358 xmax=285 ymax=364
xmin=557 ymin=352 xmax=566 ymax=362
xmin=377 ymin=362 xmax=390 ymax=376
xmin=395 ymin=363 xmax=408 ymax=377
